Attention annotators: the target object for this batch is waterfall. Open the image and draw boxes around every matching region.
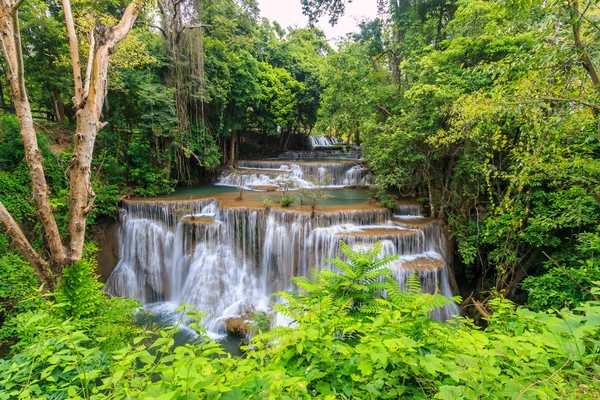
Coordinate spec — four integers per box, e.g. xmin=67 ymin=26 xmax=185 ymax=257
xmin=217 ymin=160 xmax=373 ymax=189
xmin=107 ymin=196 xmax=459 ymax=335
xmin=309 ymin=135 xmax=345 ymax=148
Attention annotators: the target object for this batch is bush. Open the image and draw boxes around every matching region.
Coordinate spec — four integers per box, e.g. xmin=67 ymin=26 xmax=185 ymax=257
xmin=0 ymin=253 xmax=44 ymax=352
xmin=263 ymin=198 xmax=274 ymax=209
xmin=55 ymin=244 xmax=104 ymax=319
xmin=524 ymin=233 xmax=600 ymax=311
xmin=250 ymin=311 xmax=271 ymax=334
xmin=377 ymin=197 xmax=397 ymax=210
xmin=280 ymin=195 xmax=295 ymax=207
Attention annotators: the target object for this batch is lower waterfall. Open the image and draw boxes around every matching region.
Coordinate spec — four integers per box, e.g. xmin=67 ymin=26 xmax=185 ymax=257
xmin=106 ymin=197 xmax=460 ymax=336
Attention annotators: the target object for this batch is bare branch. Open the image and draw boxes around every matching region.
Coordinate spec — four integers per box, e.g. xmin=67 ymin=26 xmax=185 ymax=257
xmin=83 ymin=27 xmax=94 ymax=100
xmin=0 ymin=3 xmax=67 ymax=268
xmin=106 ymin=0 xmax=144 ymax=48
xmin=11 ymin=0 xmax=25 ymax=13
xmin=61 ymin=0 xmax=84 ymax=108
xmin=0 ymin=201 xmax=55 ymax=291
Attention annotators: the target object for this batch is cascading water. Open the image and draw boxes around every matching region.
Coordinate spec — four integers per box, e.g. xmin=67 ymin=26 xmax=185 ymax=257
xmin=106 ymin=190 xmax=460 ymax=336
xmin=309 ymin=135 xmax=345 ymax=148
xmin=217 ymin=160 xmax=374 ymax=190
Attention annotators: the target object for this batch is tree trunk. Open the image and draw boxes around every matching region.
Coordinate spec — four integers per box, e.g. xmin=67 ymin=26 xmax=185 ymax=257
xmin=427 ymin=175 xmax=436 ymax=218
xmin=0 ymin=202 xmax=55 ymax=290
xmin=229 ymin=130 xmax=236 ymax=168
xmin=52 ymin=87 xmax=66 ymax=123
xmin=0 ymin=80 xmax=5 ymax=107
xmin=0 ymin=2 xmax=67 ymax=268
xmin=66 ymin=1 xmax=142 ymax=262
xmin=61 ymin=0 xmax=84 ymax=107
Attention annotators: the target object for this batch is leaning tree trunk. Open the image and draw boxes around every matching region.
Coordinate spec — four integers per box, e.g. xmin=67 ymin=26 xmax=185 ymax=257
xmin=0 ymin=1 xmax=67 ymax=272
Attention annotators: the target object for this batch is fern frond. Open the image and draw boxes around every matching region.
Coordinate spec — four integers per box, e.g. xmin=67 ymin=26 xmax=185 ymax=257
xmin=405 ymin=273 xmax=421 ymax=294
xmin=365 ymin=242 xmax=384 ymax=260
xmin=369 ymin=255 xmax=401 ymax=271
xmin=365 ymin=268 xmax=393 ymax=281
xmin=326 ymin=258 xmax=358 ymax=278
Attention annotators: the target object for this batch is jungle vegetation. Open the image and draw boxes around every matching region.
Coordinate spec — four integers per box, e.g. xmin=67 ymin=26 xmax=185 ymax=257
xmin=0 ymin=0 xmax=599 ymax=398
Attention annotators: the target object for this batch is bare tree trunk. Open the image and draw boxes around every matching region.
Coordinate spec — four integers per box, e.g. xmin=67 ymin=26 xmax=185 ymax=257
xmin=229 ymin=130 xmax=237 ymax=168
xmin=61 ymin=0 xmax=83 ymax=107
xmin=0 ymin=202 xmax=55 ymax=290
xmin=0 ymin=2 xmax=67 ymax=267
xmin=52 ymin=87 xmax=66 ymax=123
xmin=0 ymin=80 xmax=5 ymax=106
xmin=427 ymin=175 xmax=436 ymax=218
xmin=65 ymin=0 xmax=142 ymax=262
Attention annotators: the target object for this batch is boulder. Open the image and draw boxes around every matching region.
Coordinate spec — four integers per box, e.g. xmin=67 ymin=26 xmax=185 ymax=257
xmin=225 ymin=317 xmax=248 ymax=337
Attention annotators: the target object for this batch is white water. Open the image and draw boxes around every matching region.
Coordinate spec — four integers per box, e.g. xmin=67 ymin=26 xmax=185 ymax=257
xmin=217 ymin=160 xmax=374 ymax=190
xmin=309 ymin=135 xmax=345 ymax=148
xmin=106 ymin=195 xmax=460 ymax=336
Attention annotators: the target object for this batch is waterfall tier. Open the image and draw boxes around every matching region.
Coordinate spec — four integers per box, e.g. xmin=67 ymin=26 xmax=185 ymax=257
xmin=217 ymin=160 xmax=373 ymax=190
xmin=106 ymin=197 xmax=459 ymax=335
xmin=309 ymin=135 xmax=345 ymax=148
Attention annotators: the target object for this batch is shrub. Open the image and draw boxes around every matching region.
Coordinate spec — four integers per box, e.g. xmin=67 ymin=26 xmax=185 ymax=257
xmin=55 ymin=244 xmax=104 ymax=319
xmin=250 ymin=312 xmax=271 ymax=334
xmin=280 ymin=195 xmax=295 ymax=207
xmin=263 ymin=198 xmax=274 ymax=209
xmin=0 ymin=253 xmax=44 ymax=352
xmin=377 ymin=197 xmax=397 ymax=210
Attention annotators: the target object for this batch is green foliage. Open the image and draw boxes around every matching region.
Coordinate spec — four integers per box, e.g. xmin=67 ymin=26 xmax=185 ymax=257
xmin=311 ymin=0 xmax=600 ymax=299
xmin=279 ymin=195 xmax=295 ymax=207
xmin=250 ymin=311 xmax=271 ymax=334
xmin=523 ymin=233 xmax=600 ymax=311
xmin=55 ymin=244 xmax=104 ymax=319
xmin=1 ymin=243 xmax=600 ymax=398
xmin=263 ymin=198 xmax=274 ymax=209
xmin=377 ymin=197 xmax=398 ymax=211
xmin=0 ymin=320 xmax=109 ymax=399
xmin=0 ymin=113 xmax=24 ymax=171
xmin=0 ymin=254 xmax=43 ymax=351
xmin=323 ymin=241 xmax=399 ymax=314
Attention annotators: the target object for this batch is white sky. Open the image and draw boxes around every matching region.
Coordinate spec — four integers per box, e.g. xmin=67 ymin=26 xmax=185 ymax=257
xmin=256 ymin=0 xmax=379 ymax=43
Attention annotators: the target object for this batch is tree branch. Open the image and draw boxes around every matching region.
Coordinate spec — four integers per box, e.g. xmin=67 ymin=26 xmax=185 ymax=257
xmin=83 ymin=27 xmax=94 ymax=100
xmin=10 ymin=0 xmax=25 ymax=13
xmin=61 ymin=0 xmax=84 ymax=108
xmin=568 ymin=0 xmax=600 ymax=97
xmin=106 ymin=0 xmax=144 ymax=48
xmin=10 ymin=2 xmax=25 ymax=99
xmin=0 ymin=201 xmax=55 ymax=291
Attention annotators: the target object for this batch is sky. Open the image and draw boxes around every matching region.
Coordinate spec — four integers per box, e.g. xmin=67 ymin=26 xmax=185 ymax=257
xmin=256 ymin=0 xmax=379 ymax=43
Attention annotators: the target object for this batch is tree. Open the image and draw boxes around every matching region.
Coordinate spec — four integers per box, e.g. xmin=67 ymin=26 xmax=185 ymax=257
xmin=0 ymin=0 xmax=143 ymax=290
xmin=298 ymin=173 xmax=333 ymax=217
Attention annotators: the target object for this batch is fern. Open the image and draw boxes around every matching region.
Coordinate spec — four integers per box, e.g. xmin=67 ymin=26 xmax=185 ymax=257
xmin=320 ymin=241 xmax=400 ymax=315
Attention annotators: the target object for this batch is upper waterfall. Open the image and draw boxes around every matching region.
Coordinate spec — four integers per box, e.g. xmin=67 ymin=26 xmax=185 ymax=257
xmin=217 ymin=160 xmax=373 ymax=190
xmin=308 ymin=135 xmax=345 ymax=148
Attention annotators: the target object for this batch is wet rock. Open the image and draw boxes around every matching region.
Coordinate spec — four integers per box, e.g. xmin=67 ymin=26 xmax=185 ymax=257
xmin=225 ymin=317 xmax=248 ymax=337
